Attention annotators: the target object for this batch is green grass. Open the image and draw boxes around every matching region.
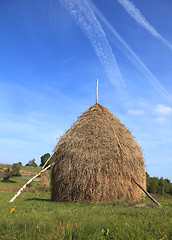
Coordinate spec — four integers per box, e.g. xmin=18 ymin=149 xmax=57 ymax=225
xmin=1 ymin=189 xmax=172 ymax=240
xmin=0 ymin=164 xmax=42 ymax=173
xmin=1 ymin=166 xmax=171 ymax=239
xmin=20 ymin=166 xmax=42 ymax=173
xmin=0 ymin=174 xmax=172 ymax=239
xmin=0 ymin=177 xmax=38 ymax=186
xmin=0 ymin=177 xmax=51 ymax=196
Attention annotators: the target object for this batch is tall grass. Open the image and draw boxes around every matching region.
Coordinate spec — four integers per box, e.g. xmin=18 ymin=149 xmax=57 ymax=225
xmin=0 ymin=169 xmax=171 ymax=240
xmin=0 ymin=191 xmax=172 ymax=240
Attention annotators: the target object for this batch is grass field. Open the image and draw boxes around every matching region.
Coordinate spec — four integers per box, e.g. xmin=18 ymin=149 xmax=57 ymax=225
xmin=0 ymin=169 xmax=172 ymax=240
xmin=0 ymin=164 xmax=42 ymax=174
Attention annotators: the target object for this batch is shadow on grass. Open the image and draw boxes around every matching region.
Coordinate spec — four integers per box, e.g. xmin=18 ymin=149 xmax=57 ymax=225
xmin=25 ymin=198 xmax=51 ymax=202
xmin=1 ymin=180 xmax=17 ymax=183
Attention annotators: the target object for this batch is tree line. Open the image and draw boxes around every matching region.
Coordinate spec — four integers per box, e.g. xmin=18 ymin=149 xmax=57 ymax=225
xmin=146 ymin=172 xmax=172 ymax=195
xmin=25 ymin=153 xmax=51 ymax=167
xmin=2 ymin=153 xmax=51 ymax=182
xmin=2 ymin=154 xmax=172 ymax=196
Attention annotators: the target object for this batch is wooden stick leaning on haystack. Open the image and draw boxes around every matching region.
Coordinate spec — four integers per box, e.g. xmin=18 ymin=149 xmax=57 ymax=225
xmin=9 ymin=153 xmax=55 ymax=203
xmin=132 ymin=178 xmax=161 ymax=207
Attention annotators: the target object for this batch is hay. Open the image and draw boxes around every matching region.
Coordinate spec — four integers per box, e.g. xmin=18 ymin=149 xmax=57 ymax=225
xmin=39 ymin=175 xmax=50 ymax=187
xmin=51 ymin=104 xmax=146 ymax=202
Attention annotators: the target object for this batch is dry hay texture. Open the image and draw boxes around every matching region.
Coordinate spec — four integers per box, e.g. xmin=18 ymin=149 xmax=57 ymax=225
xmin=51 ymin=104 xmax=146 ymax=202
xmin=39 ymin=176 xmax=50 ymax=187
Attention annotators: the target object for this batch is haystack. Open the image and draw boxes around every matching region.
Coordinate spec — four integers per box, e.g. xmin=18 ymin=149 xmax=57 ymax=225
xmin=51 ymin=104 xmax=146 ymax=202
xmin=39 ymin=175 xmax=50 ymax=188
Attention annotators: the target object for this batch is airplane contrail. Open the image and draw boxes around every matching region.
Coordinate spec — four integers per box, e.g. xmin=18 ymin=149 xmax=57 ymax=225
xmin=90 ymin=1 xmax=172 ymax=100
xmin=60 ymin=0 xmax=127 ymax=92
xmin=117 ymin=0 xmax=172 ymax=50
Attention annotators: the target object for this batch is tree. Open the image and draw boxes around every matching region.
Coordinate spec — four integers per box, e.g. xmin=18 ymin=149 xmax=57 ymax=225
xmin=3 ymin=168 xmax=13 ymax=182
xmin=25 ymin=158 xmax=38 ymax=167
xmin=40 ymin=153 xmax=51 ymax=167
xmin=2 ymin=163 xmax=21 ymax=182
xmin=17 ymin=162 xmax=22 ymax=166
xmin=148 ymin=177 xmax=159 ymax=193
xmin=164 ymin=179 xmax=171 ymax=193
xmin=147 ymin=174 xmax=172 ymax=196
xmin=146 ymin=172 xmax=150 ymax=191
xmin=12 ymin=163 xmax=21 ymax=176
xmin=157 ymin=177 xmax=165 ymax=195
xmin=169 ymin=184 xmax=172 ymax=195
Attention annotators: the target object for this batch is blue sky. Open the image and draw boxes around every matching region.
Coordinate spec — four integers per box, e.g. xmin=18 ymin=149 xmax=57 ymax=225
xmin=0 ymin=0 xmax=172 ymax=181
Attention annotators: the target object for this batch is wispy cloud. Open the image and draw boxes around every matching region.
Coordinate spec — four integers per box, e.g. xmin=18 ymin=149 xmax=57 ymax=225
xmin=117 ymin=0 xmax=172 ymax=50
xmin=153 ymin=104 xmax=172 ymax=123
xmin=154 ymin=116 xmax=167 ymax=123
xmin=60 ymin=0 xmax=126 ymax=92
xmin=90 ymin=2 xmax=172 ymax=101
xmin=128 ymin=109 xmax=145 ymax=116
xmin=155 ymin=104 xmax=172 ymax=116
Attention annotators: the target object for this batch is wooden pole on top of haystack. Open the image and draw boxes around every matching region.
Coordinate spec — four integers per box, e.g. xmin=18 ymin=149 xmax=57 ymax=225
xmin=96 ymin=78 xmax=98 ymax=104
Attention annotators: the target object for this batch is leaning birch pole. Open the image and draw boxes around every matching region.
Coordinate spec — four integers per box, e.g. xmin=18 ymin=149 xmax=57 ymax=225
xmin=96 ymin=78 xmax=98 ymax=104
xmin=132 ymin=178 xmax=161 ymax=207
xmin=9 ymin=162 xmax=55 ymax=203
xmin=42 ymin=151 xmax=55 ymax=169
xmin=9 ymin=151 xmax=56 ymax=203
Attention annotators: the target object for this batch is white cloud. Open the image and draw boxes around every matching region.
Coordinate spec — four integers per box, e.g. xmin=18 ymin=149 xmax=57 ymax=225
xmin=155 ymin=104 xmax=172 ymax=116
xmin=154 ymin=117 xmax=167 ymax=123
xmin=128 ymin=109 xmax=145 ymax=116
xmin=117 ymin=0 xmax=172 ymax=50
